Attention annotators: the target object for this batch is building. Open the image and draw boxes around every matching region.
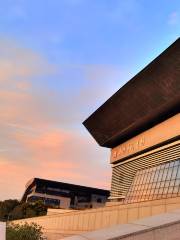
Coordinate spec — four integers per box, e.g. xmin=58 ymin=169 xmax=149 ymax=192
xmin=83 ymin=38 xmax=180 ymax=204
xmin=21 ymin=178 xmax=110 ymax=209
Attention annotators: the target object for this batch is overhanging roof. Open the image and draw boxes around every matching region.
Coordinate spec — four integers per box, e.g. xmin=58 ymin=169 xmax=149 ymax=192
xmin=83 ymin=38 xmax=180 ymax=148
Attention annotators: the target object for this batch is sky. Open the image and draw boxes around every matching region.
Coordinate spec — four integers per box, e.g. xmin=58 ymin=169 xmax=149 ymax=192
xmin=0 ymin=0 xmax=180 ymax=200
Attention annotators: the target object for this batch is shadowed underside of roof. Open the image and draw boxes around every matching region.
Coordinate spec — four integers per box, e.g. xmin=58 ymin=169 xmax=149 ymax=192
xmin=83 ymin=38 xmax=180 ymax=148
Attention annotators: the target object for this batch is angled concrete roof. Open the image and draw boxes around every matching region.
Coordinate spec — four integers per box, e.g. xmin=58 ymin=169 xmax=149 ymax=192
xmin=83 ymin=38 xmax=180 ymax=148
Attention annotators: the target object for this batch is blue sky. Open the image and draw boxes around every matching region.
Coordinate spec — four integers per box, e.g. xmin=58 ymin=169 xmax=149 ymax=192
xmin=0 ymin=0 xmax=179 ymax=200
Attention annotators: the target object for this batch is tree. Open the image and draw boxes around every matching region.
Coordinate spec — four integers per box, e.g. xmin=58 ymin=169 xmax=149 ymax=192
xmin=6 ymin=222 xmax=46 ymax=240
xmin=0 ymin=199 xmax=47 ymax=221
xmin=10 ymin=200 xmax=47 ymax=220
xmin=0 ymin=200 xmax=19 ymax=221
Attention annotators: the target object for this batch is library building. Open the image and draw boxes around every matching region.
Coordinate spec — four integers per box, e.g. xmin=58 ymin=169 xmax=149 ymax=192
xmin=84 ymin=38 xmax=180 ymax=204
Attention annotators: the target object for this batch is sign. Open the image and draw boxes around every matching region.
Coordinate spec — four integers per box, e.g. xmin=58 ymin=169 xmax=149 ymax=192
xmin=111 ymin=114 xmax=180 ymax=163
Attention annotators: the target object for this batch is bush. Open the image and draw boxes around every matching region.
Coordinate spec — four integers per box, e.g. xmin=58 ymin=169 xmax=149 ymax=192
xmin=6 ymin=222 xmax=47 ymax=240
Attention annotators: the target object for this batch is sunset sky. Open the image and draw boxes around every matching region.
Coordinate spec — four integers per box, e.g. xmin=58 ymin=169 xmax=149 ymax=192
xmin=0 ymin=0 xmax=180 ymax=200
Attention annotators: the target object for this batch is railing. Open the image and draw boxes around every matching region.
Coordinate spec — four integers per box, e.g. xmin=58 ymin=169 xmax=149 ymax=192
xmin=12 ymin=196 xmax=180 ymax=238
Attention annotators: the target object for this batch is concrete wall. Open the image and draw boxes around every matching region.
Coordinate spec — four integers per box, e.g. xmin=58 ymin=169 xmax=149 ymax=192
xmin=12 ymin=196 xmax=180 ymax=239
xmin=0 ymin=222 xmax=6 ymax=240
xmin=64 ymin=208 xmax=180 ymax=240
xmin=47 ymin=209 xmax=77 ymax=216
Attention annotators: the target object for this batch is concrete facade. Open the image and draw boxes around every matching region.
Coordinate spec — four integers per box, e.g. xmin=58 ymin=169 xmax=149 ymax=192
xmin=111 ymin=113 xmax=180 ymax=163
xmin=12 ymin=196 xmax=180 ymax=239
xmin=63 ymin=209 xmax=180 ymax=240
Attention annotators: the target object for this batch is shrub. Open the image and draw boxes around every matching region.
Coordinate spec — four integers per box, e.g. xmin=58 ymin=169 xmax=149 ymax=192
xmin=6 ymin=222 xmax=46 ymax=240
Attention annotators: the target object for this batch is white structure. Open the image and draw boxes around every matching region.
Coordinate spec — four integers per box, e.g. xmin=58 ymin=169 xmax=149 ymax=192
xmin=0 ymin=222 xmax=6 ymax=240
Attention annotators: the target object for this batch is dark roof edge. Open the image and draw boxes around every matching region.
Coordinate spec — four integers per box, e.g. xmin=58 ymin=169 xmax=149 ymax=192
xmin=83 ymin=38 xmax=180 ymax=148
xmin=33 ymin=178 xmax=110 ymax=192
xmin=83 ymin=37 xmax=180 ymax=125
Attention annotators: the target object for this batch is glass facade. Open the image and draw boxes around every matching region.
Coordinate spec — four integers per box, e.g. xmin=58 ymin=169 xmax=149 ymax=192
xmin=125 ymin=159 xmax=180 ymax=203
xmin=44 ymin=198 xmax=60 ymax=207
xmin=28 ymin=196 xmax=60 ymax=207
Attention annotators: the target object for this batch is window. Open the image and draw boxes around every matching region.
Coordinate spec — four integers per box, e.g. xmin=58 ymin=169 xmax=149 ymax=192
xmin=44 ymin=198 xmax=60 ymax=207
xmin=125 ymin=159 xmax=180 ymax=203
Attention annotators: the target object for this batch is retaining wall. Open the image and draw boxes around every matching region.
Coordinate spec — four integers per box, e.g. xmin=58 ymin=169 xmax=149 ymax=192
xmin=12 ymin=196 xmax=180 ymax=239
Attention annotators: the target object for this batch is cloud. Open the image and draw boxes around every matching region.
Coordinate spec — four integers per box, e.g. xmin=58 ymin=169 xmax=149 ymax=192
xmin=0 ymin=39 xmax=57 ymax=128
xmin=0 ymin=39 xmax=116 ymax=200
xmin=168 ymin=12 xmax=179 ymax=25
xmin=0 ymin=128 xmax=111 ymax=200
xmin=0 ymin=38 xmax=55 ymax=82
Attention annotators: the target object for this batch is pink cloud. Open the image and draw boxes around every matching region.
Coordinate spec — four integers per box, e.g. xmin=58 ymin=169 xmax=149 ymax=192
xmin=13 ymin=128 xmax=111 ymax=186
xmin=0 ymin=39 xmax=113 ymax=200
xmin=0 ymin=128 xmax=111 ymax=200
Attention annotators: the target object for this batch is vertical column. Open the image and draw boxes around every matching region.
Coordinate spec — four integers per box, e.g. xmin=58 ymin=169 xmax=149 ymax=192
xmin=0 ymin=222 xmax=6 ymax=240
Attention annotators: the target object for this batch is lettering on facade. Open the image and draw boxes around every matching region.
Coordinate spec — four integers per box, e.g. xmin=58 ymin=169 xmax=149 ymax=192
xmin=111 ymin=114 xmax=180 ymax=163
xmin=112 ymin=136 xmax=145 ymax=159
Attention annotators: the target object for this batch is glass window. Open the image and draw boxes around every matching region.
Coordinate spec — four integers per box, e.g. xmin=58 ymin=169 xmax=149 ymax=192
xmin=165 ymin=162 xmax=170 ymax=168
xmin=162 ymin=168 xmax=168 ymax=181
xmin=160 ymin=181 xmax=165 ymax=188
xmin=170 ymin=161 xmax=175 ymax=167
xmin=177 ymin=166 xmax=180 ymax=178
xmin=153 ymin=171 xmax=159 ymax=182
xmin=172 ymin=166 xmax=178 ymax=179
xmin=170 ymin=179 xmax=176 ymax=187
xmin=173 ymin=186 xmax=179 ymax=194
xmin=175 ymin=179 xmax=180 ymax=186
xmin=125 ymin=158 xmax=180 ymax=203
xmin=163 ymin=187 xmax=168 ymax=195
xmin=158 ymin=169 xmax=164 ymax=181
xmin=168 ymin=187 xmax=174 ymax=194
xmin=165 ymin=180 xmax=170 ymax=187
xmin=166 ymin=168 xmax=173 ymax=180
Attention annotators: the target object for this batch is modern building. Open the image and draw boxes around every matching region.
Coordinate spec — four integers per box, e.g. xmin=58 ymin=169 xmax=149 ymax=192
xmin=83 ymin=38 xmax=180 ymax=204
xmin=21 ymin=178 xmax=110 ymax=209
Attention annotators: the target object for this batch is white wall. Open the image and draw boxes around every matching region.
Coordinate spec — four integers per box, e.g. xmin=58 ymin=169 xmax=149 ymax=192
xmin=0 ymin=222 xmax=6 ymax=240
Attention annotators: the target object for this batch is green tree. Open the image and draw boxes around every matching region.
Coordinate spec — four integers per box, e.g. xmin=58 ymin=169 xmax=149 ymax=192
xmin=0 ymin=200 xmax=19 ymax=221
xmin=31 ymin=200 xmax=47 ymax=217
xmin=10 ymin=200 xmax=47 ymax=220
xmin=6 ymin=222 xmax=46 ymax=240
xmin=0 ymin=199 xmax=47 ymax=221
